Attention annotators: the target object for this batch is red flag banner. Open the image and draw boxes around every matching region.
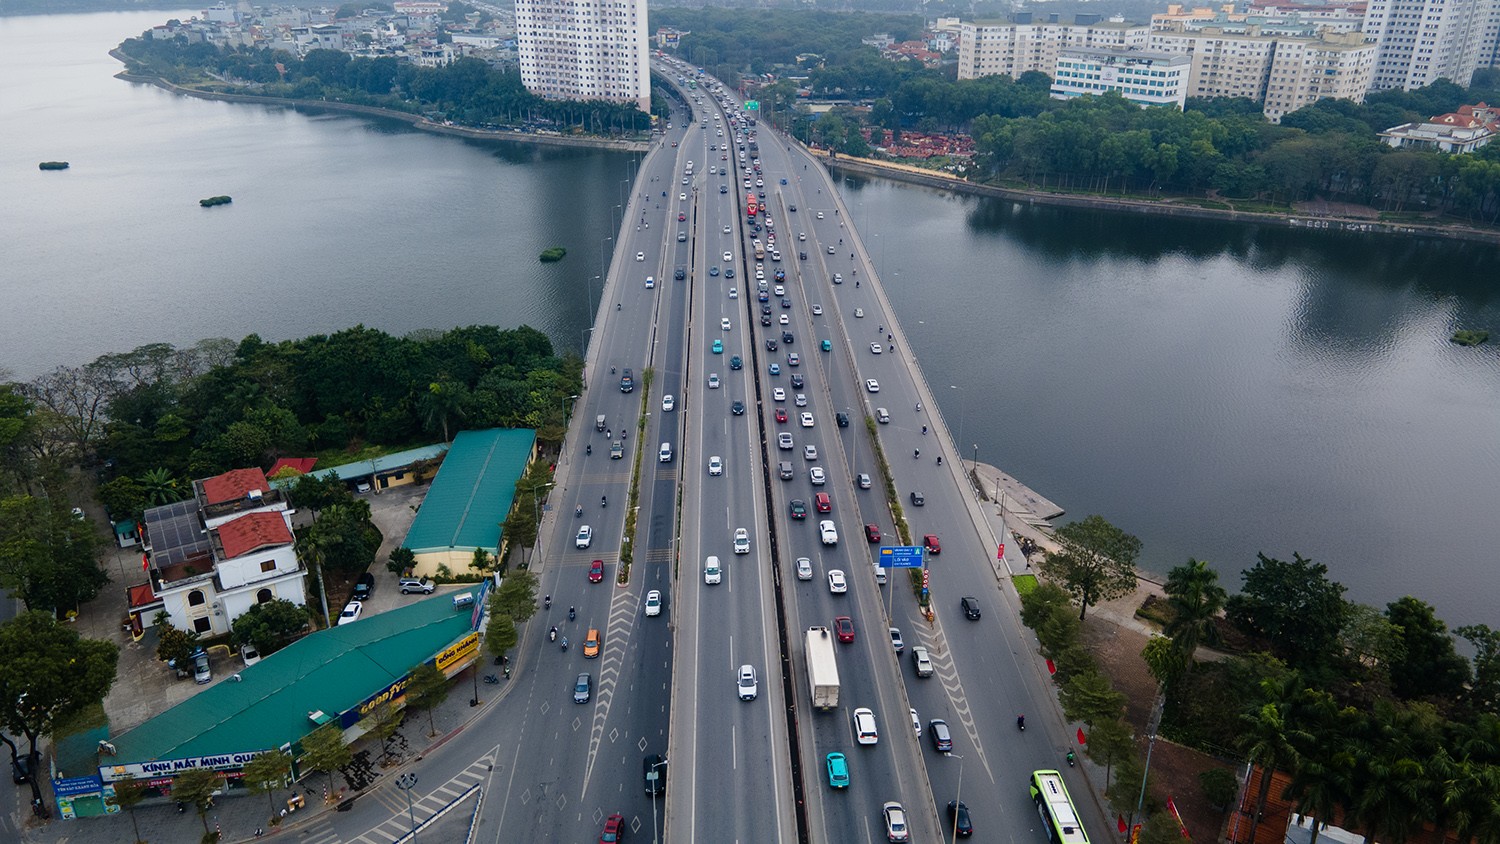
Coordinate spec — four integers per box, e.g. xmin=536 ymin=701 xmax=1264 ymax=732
xmin=1167 ymin=797 xmax=1190 ymax=838
xmin=1118 ymin=815 xmax=1128 ymax=834
xmin=1046 ymin=658 xmax=1056 ymax=675
xmin=141 ymin=554 xmax=150 ymax=572
xmin=1077 ymin=727 xmax=1087 ymax=746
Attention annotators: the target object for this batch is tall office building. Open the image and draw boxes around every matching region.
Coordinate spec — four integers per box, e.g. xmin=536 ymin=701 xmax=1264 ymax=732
xmin=514 ymin=0 xmax=651 ymax=113
xmin=1363 ymin=0 xmax=1493 ymax=91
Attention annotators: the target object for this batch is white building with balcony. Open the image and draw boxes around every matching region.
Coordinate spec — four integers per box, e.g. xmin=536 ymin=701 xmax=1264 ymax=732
xmin=514 ymin=0 xmax=651 ymax=113
xmin=1051 ymin=48 xmax=1190 ymax=109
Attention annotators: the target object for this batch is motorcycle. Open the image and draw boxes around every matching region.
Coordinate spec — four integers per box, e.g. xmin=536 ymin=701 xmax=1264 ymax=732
xmin=936 ymin=456 xmax=943 ymax=465
xmin=575 ymin=505 xmax=583 ymax=518
xmin=568 ymin=606 xmax=576 ymax=621
xmin=1067 ymin=751 xmax=1076 ymax=767
xmin=586 ymin=444 xmax=592 ymax=456
xmin=483 ymin=673 xmax=500 ymax=684
xmin=1017 ymin=715 xmax=1026 ymax=731
xmin=544 ymin=595 xmax=552 ymax=610
xmin=549 ymin=626 xmax=558 ymax=642
xmin=561 ymin=637 xmax=569 ymax=652
xmin=601 ymin=495 xmax=607 ymax=508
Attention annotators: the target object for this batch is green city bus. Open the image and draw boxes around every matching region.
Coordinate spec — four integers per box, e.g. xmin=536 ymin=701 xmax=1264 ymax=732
xmin=1029 ymin=770 xmax=1090 ymax=844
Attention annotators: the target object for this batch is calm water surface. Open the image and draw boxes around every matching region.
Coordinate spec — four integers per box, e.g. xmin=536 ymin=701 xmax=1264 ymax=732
xmin=4 ymin=11 xmax=1498 ymax=629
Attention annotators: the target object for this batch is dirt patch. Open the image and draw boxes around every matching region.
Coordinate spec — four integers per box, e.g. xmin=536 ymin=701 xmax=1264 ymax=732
xmin=1083 ymin=610 xmax=1236 ymax=842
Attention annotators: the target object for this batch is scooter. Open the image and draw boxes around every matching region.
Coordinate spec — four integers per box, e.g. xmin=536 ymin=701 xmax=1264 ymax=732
xmin=568 ymin=606 xmax=576 ymax=621
xmin=549 ymin=626 xmax=558 ymax=642
xmin=561 ymin=637 xmax=569 ymax=652
xmin=575 ymin=505 xmax=583 ymax=518
xmin=586 ymin=444 xmax=592 ymax=456
xmin=544 ymin=595 xmax=552 ymax=610
xmin=1017 ymin=715 xmax=1026 ymax=731
xmin=483 ymin=673 xmax=500 ymax=684
xmin=1067 ymin=750 xmax=1076 ymax=767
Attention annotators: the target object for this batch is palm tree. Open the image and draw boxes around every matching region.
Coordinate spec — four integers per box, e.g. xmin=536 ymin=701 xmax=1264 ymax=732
xmin=1163 ymin=558 xmax=1227 ymax=673
xmin=1284 ymin=758 xmax=1346 ymax=844
xmin=138 ymin=467 xmax=181 ymax=506
xmin=1239 ymin=677 xmax=1314 ymax=844
xmin=419 ymin=379 xmax=466 ymax=443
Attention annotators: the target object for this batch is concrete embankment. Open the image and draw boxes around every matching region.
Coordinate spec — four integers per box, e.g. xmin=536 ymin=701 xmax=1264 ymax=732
xmin=819 ymin=151 xmax=1500 ymax=246
xmin=110 ymin=55 xmax=648 ymax=153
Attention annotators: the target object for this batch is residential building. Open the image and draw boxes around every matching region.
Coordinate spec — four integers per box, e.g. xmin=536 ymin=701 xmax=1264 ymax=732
xmin=513 ymin=0 xmax=650 ymax=112
xmin=1363 ymin=0 xmax=1493 ymax=91
xmin=1380 ymin=103 xmax=1500 ymax=151
xmin=959 ymin=14 xmax=1150 ymax=80
xmin=1050 ymin=48 xmax=1190 ymax=109
xmin=140 ymin=468 xmax=307 ymax=638
xmin=1149 ymin=23 xmax=1375 ymax=121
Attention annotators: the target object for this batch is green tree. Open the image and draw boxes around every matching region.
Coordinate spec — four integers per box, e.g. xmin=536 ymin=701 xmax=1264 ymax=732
xmin=1036 ymin=515 xmax=1141 ymax=620
xmin=299 ymin=722 xmax=351 ymax=797
xmin=305 ymin=502 xmax=377 ymax=572
xmin=1226 ymin=552 xmax=1348 ymax=669
xmin=485 ymin=613 xmax=518 ymax=660
xmin=490 ymin=567 xmax=539 ymax=625
xmin=96 ymin=476 xmax=149 ymax=523
xmin=1085 ymin=717 xmax=1136 ymax=791
xmin=231 ymin=599 xmax=311 ymax=655
xmin=405 ymin=662 xmax=450 ymax=737
xmin=110 ymin=773 xmax=150 ymax=844
xmin=289 ymin=472 xmax=357 ymax=516
xmin=242 ymin=749 xmax=292 ymax=825
xmin=171 ymin=766 xmax=221 ymax=836
xmin=1457 ymin=624 xmax=1500 ymax=715
xmin=0 ymin=494 xmax=108 ymax=613
xmin=1162 ymin=558 xmax=1227 ymax=673
xmin=0 ymin=611 xmax=118 ymax=763
xmin=1059 ymin=668 xmax=1128 ymax=727
xmin=138 ymin=467 xmax=183 ymax=506
xmin=1385 ymin=596 xmax=1469 ymax=704
xmin=387 ymin=546 xmax=415 ymax=576
xmin=1198 ymin=767 xmax=1238 ymax=810
xmin=419 ymin=379 xmax=468 ymax=442
xmin=1141 ymin=634 xmax=1183 ymax=690
xmin=155 ymin=613 xmax=200 ymax=669
xmin=1238 ymin=679 xmax=1314 ymax=844
xmin=359 ymin=702 xmax=404 ymax=767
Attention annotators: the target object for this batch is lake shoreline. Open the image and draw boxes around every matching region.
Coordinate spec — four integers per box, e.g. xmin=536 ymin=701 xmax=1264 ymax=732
xmin=109 ymin=52 xmax=650 ymax=154
xmin=819 ymin=152 xmax=1500 ymax=246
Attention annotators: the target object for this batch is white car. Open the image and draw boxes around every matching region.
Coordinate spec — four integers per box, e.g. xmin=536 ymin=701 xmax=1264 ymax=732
xmin=827 ymin=569 xmax=847 ymax=593
xmin=816 ymin=211 xmax=825 ymax=219
xmin=820 ymin=520 xmax=839 ymax=545
xmin=857 ymin=473 xmax=873 ymax=489
xmin=729 ymin=287 xmax=737 ymax=299
xmin=575 ymin=525 xmax=593 ymax=549
xmin=796 ymin=557 xmax=813 ymax=580
xmin=645 ymin=276 xmax=655 ymax=289
xmin=680 ymin=192 xmax=687 ymax=200
xmin=812 ymin=304 xmax=823 ymax=315
xmin=662 ymin=394 xmax=675 ymax=412
xmin=854 ymin=307 xmax=865 ymax=318
xmin=704 ymin=555 xmax=722 ymax=584
xmin=865 ymin=379 xmax=881 ymax=393
xmin=870 ymin=343 xmax=882 ymax=354
xmin=801 ymin=412 xmax=815 ymax=428
xmin=795 ymin=393 xmax=808 ymax=407
xmin=774 ymin=285 xmax=785 ymax=296
xmin=337 ymin=601 xmax=362 ymax=626
xmin=737 ymin=664 xmax=758 ymax=701
xmin=779 ymin=313 xmax=790 ymax=325
xmin=708 ymin=455 xmax=723 ymax=476
xmin=803 ymin=444 xmax=818 ymax=460
xmin=721 ymin=317 xmax=732 ymax=331
xmin=809 ymin=466 xmax=826 ymax=485
xmin=723 ymin=225 xmax=732 ymax=234
xmin=911 ymin=708 xmax=922 ymax=735
xmin=733 ymin=527 xmax=750 ymax=554
xmin=645 ymin=590 xmax=662 ymax=617
xmin=708 ymin=373 xmax=720 ymax=389
xmin=852 ymin=707 xmax=878 ymax=745
xmin=636 ymin=252 xmax=645 ymax=262
xmin=773 ymin=387 xmax=786 ymax=401
xmin=723 ymin=251 xmax=733 ymax=262
xmin=889 ymin=627 xmax=904 ymax=652
xmin=799 ymin=232 xmax=807 ymax=241
xmin=778 ymin=432 xmax=794 ymax=449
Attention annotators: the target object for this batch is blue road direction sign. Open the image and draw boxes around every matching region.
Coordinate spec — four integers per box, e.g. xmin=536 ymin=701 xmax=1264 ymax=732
xmin=744 ymin=100 xmax=760 ymax=111
xmin=878 ymin=546 xmax=924 ymax=568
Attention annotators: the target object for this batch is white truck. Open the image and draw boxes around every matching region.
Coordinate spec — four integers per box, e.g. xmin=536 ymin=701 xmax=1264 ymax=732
xmin=805 ymin=626 xmax=840 ymax=710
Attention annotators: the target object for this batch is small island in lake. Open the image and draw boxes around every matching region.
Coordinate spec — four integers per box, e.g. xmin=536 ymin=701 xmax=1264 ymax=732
xmin=199 ymin=195 xmax=233 ymax=207
xmin=39 ymin=161 xmax=70 ymax=170
xmin=1450 ymin=329 xmax=1489 ymax=346
xmin=539 ymin=247 xmax=567 ymax=262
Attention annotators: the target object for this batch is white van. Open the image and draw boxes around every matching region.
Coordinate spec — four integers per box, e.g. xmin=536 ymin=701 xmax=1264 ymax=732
xmin=704 ymin=555 xmax=722 ymax=584
xmin=645 ymin=276 xmax=655 ymax=289
xmin=659 ymin=442 xmax=673 ymax=463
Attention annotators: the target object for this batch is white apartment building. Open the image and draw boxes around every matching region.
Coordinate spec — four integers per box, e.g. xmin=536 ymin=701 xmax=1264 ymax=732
xmin=1363 ymin=0 xmax=1493 ymax=91
xmin=1051 ymin=49 xmax=1190 ymax=109
xmin=1149 ymin=24 xmax=1375 ymax=121
xmin=959 ymin=14 xmax=1149 ymax=80
xmin=514 ymin=0 xmax=651 ymax=113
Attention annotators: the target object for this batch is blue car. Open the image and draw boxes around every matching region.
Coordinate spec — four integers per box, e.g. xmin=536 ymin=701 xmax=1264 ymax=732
xmin=826 ymin=752 xmax=850 ymax=788
xmin=768 ymin=363 xmax=781 ymax=376
xmin=709 ymin=266 xmax=720 ymax=277
xmin=712 ymin=340 xmax=723 ymax=354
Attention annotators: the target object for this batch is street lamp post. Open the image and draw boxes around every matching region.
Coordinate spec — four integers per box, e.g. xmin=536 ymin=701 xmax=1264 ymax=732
xmin=949 ymin=754 xmax=965 ymax=844
xmin=649 ymin=756 xmax=668 ymax=842
xmin=527 ymin=481 xmax=556 ymax=566
xmin=396 ymin=772 xmax=419 ymax=841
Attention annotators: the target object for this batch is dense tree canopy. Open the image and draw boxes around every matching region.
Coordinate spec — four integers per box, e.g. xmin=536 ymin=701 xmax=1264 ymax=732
xmin=0 ymin=612 xmax=118 ymax=759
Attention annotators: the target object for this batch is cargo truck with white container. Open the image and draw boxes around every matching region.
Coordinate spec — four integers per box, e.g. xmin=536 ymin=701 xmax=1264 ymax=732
xmin=805 ymin=626 xmax=840 ymax=710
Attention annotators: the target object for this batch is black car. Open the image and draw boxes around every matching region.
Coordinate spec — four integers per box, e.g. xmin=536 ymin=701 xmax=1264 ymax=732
xmin=836 ymin=411 xmax=850 ymax=427
xmin=352 ymin=572 xmax=375 ymax=602
xmin=761 ymin=315 xmax=772 ymax=326
xmin=790 ymin=499 xmax=808 ymax=519
xmin=790 ymin=374 xmax=804 ymax=389
xmin=766 ymin=339 xmax=778 ymax=352
xmin=947 ymin=801 xmax=973 ymax=838
xmin=731 ymin=400 xmax=746 ymax=415
xmin=644 ymin=754 xmax=666 ymax=796
xmin=761 ymin=304 xmax=772 ymax=315
xmin=961 ymin=596 xmax=982 ymax=620
xmin=780 ymin=298 xmax=791 ymax=309
xmin=799 ymin=252 xmax=807 ymax=260
xmin=781 ymin=331 xmax=793 ymax=344
xmin=674 ymin=266 xmax=686 ymax=280
xmin=910 ymin=491 xmax=925 ymax=507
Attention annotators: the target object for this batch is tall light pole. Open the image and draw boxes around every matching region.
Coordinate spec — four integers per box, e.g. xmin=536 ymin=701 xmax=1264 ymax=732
xmin=396 ymin=772 xmax=419 ymax=842
xmin=649 ymin=756 xmax=668 ymax=843
xmin=527 ymin=480 xmax=556 ymax=566
xmin=949 ymin=754 xmax=966 ymax=844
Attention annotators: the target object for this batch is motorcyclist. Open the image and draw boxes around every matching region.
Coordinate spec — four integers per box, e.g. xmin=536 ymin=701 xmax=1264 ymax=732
xmin=549 ymin=626 xmax=558 ymax=641
xmin=601 ymin=495 xmax=607 ymax=507
xmin=937 ymin=456 xmax=943 ymax=465
xmin=544 ymin=595 xmax=552 ymax=609
xmin=1067 ymin=750 xmax=1076 ymax=766
xmin=914 ymin=448 xmax=921 ymax=459
xmin=568 ymin=606 xmax=576 ymax=620
xmin=586 ymin=444 xmax=592 ymax=455
xmin=575 ymin=504 xmax=583 ymax=517
xmin=922 ymin=425 xmax=928 ymax=435
xmin=561 ymin=637 xmax=569 ymax=651
xmin=1017 ymin=714 xmax=1026 ymax=730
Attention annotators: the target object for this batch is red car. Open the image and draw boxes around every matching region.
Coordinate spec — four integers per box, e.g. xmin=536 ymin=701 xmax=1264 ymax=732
xmin=865 ymin=524 xmax=881 ymax=543
xmin=677 ymin=212 xmax=686 ymax=222
xmin=815 ymin=492 xmax=831 ymax=513
xmin=775 ymin=407 xmax=788 ymax=423
xmin=924 ymin=534 xmax=941 ymax=555
xmin=588 ymin=559 xmax=604 ymax=583
xmin=834 ymin=616 xmax=855 ymax=643
xmin=600 ymin=813 xmax=624 ymax=843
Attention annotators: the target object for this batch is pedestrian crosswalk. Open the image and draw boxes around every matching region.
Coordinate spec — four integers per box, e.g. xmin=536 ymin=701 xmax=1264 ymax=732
xmin=295 ymin=746 xmax=498 ymax=844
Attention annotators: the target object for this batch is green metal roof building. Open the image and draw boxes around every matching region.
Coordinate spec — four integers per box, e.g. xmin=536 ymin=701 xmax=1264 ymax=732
xmin=403 ymin=428 xmax=537 ymax=576
xmin=100 ymin=593 xmax=479 ymax=786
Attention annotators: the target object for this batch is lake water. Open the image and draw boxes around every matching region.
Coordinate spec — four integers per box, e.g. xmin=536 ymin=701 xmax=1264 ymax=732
xmin=4 ymin=10 xmax=1497 ymax=630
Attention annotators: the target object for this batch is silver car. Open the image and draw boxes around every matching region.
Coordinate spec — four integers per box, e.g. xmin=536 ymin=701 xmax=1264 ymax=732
xmin=796 ymin=557 xmax=813 ymax=580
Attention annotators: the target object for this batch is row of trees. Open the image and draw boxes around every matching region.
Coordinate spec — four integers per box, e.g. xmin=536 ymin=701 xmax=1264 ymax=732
xmin=118 ymin=35 xmax=653 ymax=136
xmin=10 ymin=324 xmax=578 ymax=522
xmin=1032 ymin=513 xmax=1500 ymax=842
